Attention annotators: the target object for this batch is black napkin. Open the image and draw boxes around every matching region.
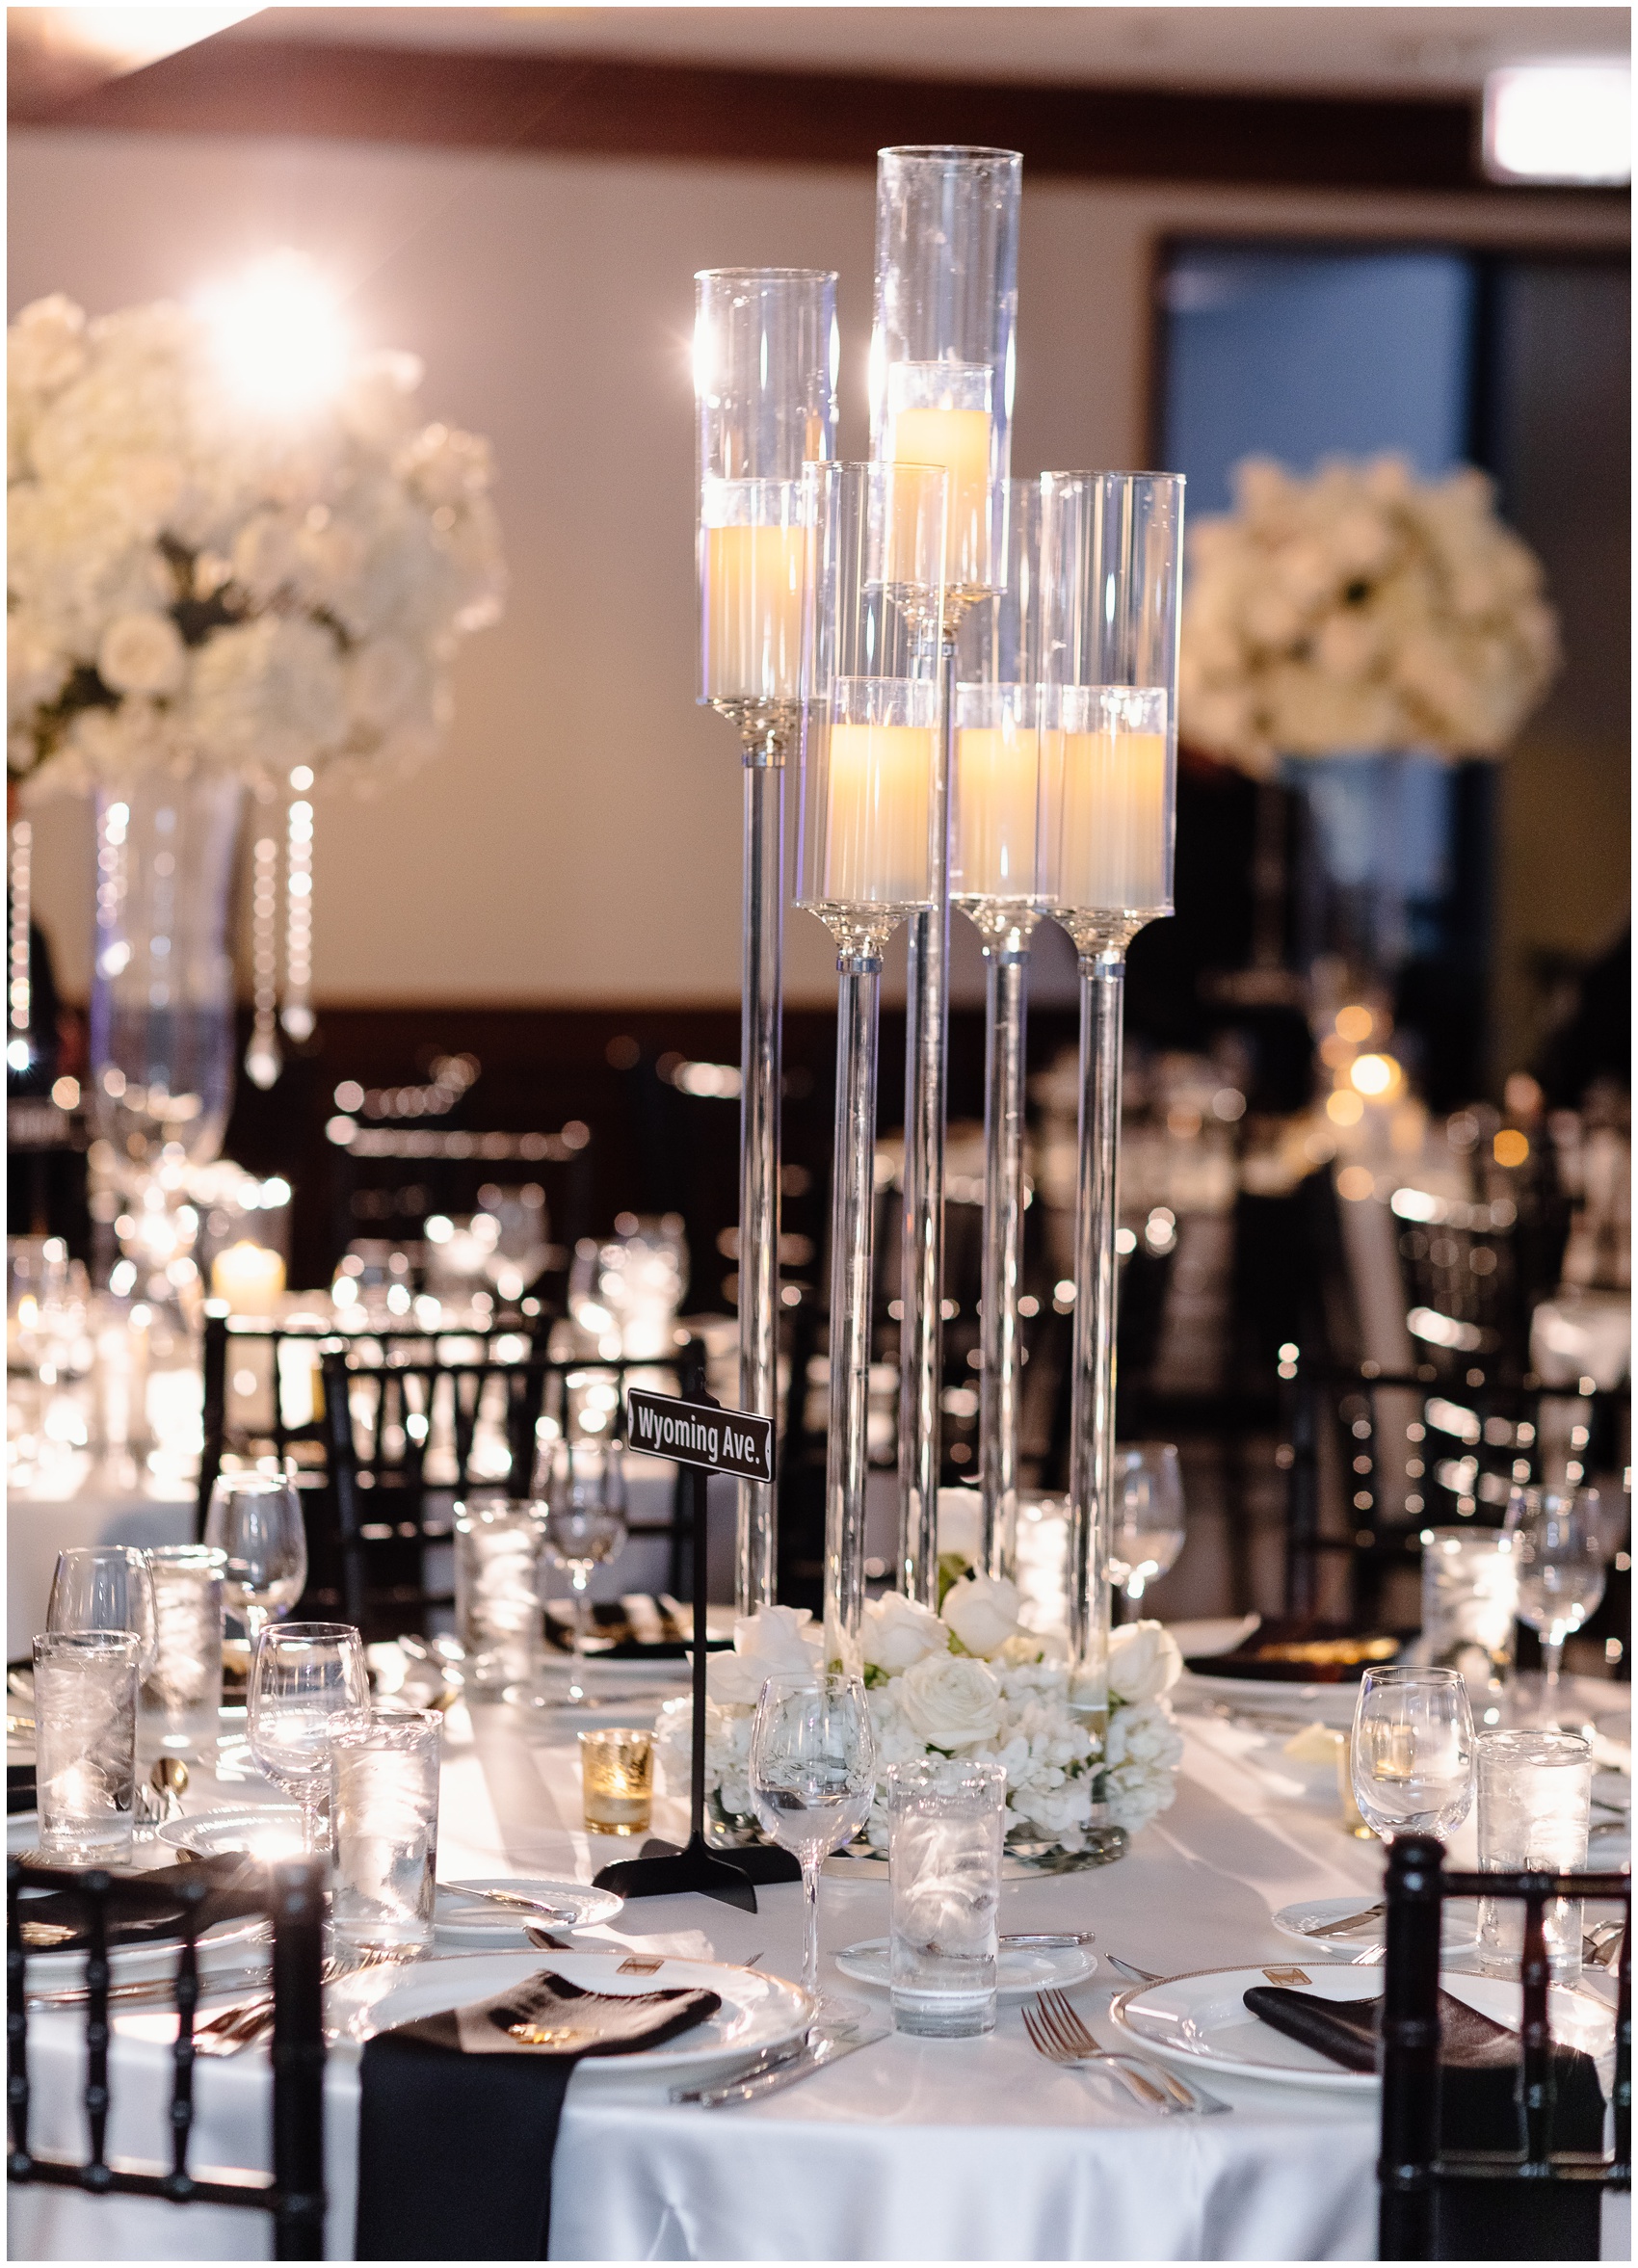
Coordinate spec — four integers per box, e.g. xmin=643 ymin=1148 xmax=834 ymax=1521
xmin=14 ymin=1856 xmax=270 ymax=1953
xmin=1246 ymin=1984 xmax=1606 ymax=2258
xmin=356 ymin=1967 xmax=722 ymax=2261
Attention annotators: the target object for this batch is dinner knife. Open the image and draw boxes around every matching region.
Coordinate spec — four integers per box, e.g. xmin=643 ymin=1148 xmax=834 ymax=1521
xmin=671 ymin=2025 xmax=886 ymax=2108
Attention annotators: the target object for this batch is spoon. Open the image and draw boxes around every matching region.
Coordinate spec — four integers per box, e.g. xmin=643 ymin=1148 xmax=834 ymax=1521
xmin=151 ymin=1755 xmax=189 ymax=1817
xmin=439 ymin=1884 xmax=580 ymax=1922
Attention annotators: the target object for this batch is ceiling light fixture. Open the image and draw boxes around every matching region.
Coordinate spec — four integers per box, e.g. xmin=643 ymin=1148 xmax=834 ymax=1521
xmin=1483 ymin=62 xmax=1631 ymax=185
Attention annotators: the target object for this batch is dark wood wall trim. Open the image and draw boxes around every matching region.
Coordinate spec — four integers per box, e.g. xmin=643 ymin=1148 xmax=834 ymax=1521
xmin=9 ymin=31 xmax=1625 ymax=204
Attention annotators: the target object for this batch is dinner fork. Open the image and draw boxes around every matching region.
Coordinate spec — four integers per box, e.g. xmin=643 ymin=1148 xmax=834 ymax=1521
xmin=1037 ymin=1988 xmax=1232 ymax=2116
xmin=192 ymin=1948 xmax=400 ymax=2055
xmin=1022 ymin=1999 xmax=1174 ymax=2112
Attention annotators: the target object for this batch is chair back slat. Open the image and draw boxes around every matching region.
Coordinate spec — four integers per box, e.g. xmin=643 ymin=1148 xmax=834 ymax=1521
xmin=83 ymin=1874 xmax=112 ymax=2185
xmin=1518 ymin=1887 xmax=1555 ymax=2169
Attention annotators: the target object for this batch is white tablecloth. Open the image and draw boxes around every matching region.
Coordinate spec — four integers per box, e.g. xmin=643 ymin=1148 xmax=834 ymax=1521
xmin=10 ymin=1671 xmax=1629 ymax=2263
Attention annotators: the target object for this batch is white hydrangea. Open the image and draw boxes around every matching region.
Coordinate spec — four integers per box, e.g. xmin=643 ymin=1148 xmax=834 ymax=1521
xmin=8 ymin=288 xmax=505 ymax=791
xmin=1178 ymin=452 xmax=1559 ymax=777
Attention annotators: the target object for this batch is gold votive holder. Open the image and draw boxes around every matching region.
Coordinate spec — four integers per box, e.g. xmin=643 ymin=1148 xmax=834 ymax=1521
xmin=579 ymin=1727 xmax=653 ymax=1835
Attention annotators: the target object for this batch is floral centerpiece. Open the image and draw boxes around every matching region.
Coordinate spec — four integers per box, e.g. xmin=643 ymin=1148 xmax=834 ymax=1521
xmin=1177 ymin=452 xmax=1558 ymax=777
xmin=8 ymin=273 xmax=504 ymax=795
xmin=656 ymin=1566 xmax=1184 ymax=1872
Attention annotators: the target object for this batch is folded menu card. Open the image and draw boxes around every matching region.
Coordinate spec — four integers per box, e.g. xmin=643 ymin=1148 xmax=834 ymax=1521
xmin=1246 ymin=1984 xmax=1605 ymax=2259
xmin=356 ymin=1968 xmax=722 ymax=2260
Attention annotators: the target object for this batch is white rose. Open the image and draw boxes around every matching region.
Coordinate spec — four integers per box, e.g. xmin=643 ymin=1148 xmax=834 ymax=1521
xmin=1107 ymin=1620 xmax=1182 ymax=1705
xmin=705 ymin=1603 xmax=821 ymax=1704
xmin=860 ymin=1592 xmax=948 ymax=1674
xmin=96 ymin=611 xmax=186 ymax=698
xmin=9 ymin=296 xmax=87 ymax=398
xmin=898 ymin=1652 xmax=1003 ymax=1750
xmin=941 ymin=1574 xmax=1022 ymax=1660
xmin=936 ymin=1487 xmax=982 ymax=1571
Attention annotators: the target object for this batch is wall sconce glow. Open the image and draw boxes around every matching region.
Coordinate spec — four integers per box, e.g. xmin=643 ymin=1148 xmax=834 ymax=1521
xmin=1484 ymin=62 xmax=1632 ymax=184
xmin=35 ymin=6 xmax=259 ymax=70
xmin=195 ymin=252 xmax=351 ymax=416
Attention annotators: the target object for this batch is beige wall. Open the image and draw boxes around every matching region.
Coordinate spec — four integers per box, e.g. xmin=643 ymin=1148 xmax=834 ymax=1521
xmin=11 ymin=127 xmax=1625 ymax=1014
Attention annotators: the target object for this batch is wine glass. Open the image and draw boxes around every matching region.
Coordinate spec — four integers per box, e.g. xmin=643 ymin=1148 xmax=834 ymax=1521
xmin=1350 ymin=1665 xmax=1474 ymax=1844
xmin=1506 ymin=1486 xmax=1605 ymax=1704
xmin=542 ymin=1437 xmax=628 ymax=1704
xmin=204 ymin=1471 xmax=308 ymax=1640
xmin=1107 ymin=1444 xmax=1185 ymax=1608
xmin=248 ymin=1622 xmax=370 ymax=1854
xmin=46 ymin=1545 xmax=157 ymax=1675
xmin=748 ymin=1671 xmax=877 ymax=2026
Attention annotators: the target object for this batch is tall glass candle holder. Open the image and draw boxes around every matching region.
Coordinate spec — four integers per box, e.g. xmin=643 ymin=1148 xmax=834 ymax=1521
xmin=871 ymin=144 xmax=1021 ymax=1606
xmin=1041 ymin=472 xmax=1184 ymax=1734
xmin=950 ymin=479 xmax=1045 ymax=1582
xmin=696 ymin=268 xmax=838 ymax=1613
xmin=797 ymin=460 xmax=947 ymax=1666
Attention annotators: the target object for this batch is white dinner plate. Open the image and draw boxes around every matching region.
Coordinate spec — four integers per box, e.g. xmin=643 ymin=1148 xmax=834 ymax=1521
xmin=1111 ymin=1963 xmax=1616 ymax=2093
xmin=834 ymin=1937 xmax=1096 ymax=1997
xmin=433 ymin=1877 xmax=625 ymax=1944
xmin=1273 ymin=1894 xmax=1480 ymax=1954
xmin=1175 ymin=1671 xmax=1360 ymax=1727
xmin=157 ymin=1806 xmax=306 ymax=1861
xmin=330 ymin=1949 xmax=812 ymax=2081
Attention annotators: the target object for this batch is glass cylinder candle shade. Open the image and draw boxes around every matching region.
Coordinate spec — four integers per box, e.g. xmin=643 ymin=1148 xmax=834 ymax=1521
xmin=796 ymin=463 xmax=948 ymax=938
xmin=950 ymin=478 xmax=1045 ymax=916
xmin=870 ymin=146 xmax=1021 ymax=604
xmin=1040 ymin=472 xmax=1184 ymax=928
xmin=797 ymin=461 xmax=946 ymax=1662
xmin=696 ymin=269 xmax=837 ymax=721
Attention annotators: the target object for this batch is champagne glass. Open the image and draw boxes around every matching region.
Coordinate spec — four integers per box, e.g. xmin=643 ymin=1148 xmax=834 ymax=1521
xmin=1350 ymin=1665 xmax=1474 ymax=1843
xmin=748 ymin=1671 xmax=877 ymax=2025
xmin=46 ymin=1545 xmax=157 ymax=1675
xmin=248 ymin=1622 xmax=370 ymax=1854
xmin=204 ymin=1471 xmax=308 ymax=1639
xmin=543 ymin=1437 xmax=628 ymax=1704
xmin=1107 ymin=1444 xmax=1185 ymax=1607
xmin=1506 ymin=1486 xmax=1605 ymax=1703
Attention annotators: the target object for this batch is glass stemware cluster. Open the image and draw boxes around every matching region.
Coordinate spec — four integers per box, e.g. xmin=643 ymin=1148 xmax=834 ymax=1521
xmin=543 ymin=1436 xmax=629 ymax=1704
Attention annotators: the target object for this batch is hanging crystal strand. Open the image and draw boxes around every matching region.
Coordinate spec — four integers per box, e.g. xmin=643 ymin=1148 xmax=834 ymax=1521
xmin=245 ymin=790 xmax=281 ymax=1091
xmin=281 ymin=764 xmax=316 ymax=1044
xmin=8 ymin=813 xmax=34 ymax=1076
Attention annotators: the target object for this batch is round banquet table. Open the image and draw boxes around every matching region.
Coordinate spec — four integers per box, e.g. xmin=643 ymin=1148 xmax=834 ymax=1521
xmin=9 ymin=1666 xmax=1630 ymax=2263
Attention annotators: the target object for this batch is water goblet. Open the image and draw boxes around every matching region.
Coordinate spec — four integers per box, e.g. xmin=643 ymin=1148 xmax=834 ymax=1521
xmin=46 ymin=1545 xmax=157 ymax=1675
xmin=204 ymin=1470 xmax=308 ymax=1640
xmin=248 ymin=1622 xmax=371 ymax=1855
xmin=1107 ymin=1443 xmax=1185 ymax=1607
xmin=1350 ymin=1664 xmax=1474 ymax=1844
xmin=543 ymin=1437 xmax=628 ymax=1704
xmin=748 ymin=1670 xmax=877 ymax=2027
xmin=1506 ymin=1486 xmax=1605 ymax=1706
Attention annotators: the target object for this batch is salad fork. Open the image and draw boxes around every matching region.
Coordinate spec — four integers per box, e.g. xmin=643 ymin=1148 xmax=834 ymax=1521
xmin=1022 ymin=1999 xmax=1173 ymax=2111
xmin=1037 ymin=1988 xmax=1232 ymax=2115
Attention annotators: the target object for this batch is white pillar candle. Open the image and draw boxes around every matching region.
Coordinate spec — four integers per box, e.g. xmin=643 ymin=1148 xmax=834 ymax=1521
xmin=1045 ymin=690 xmax=1171 ymax=915
xmin=210 ymin=1240 xmax=286 ymax=1317
xmin=821 ymin=720 xmax=938 ymax=908
xmin=953 ymin=717 xmax=1041 ymax=902
xmin=701 ymin=521 xmax=806 ymax=703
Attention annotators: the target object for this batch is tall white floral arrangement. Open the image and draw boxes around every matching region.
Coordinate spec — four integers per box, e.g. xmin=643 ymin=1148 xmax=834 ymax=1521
xmin=8 ymin=278 xmax=505 ymax=793
xmin=657 ymin=1579 xmax=1184 ymax=1868
xmin=1178 ymin=453 xmax=1558 ymax=779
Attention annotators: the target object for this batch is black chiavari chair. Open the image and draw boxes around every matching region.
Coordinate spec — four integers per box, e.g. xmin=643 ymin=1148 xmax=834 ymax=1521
xmin=1380 ymin=1833 xmax=1629 ymax=2260
xmin=7 ymin=1855 xmax=326 ymax=2259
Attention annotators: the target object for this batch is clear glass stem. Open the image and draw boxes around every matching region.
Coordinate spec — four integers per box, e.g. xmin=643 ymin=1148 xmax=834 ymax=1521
xmin=737 ymin=726 xmax=787 ymax=1613
xmin=978 ymin=936 xmax=1032 ymax=1583
xmin=298 ymin=1779 xmax=325 ymax=1858
xmin=897 ymin=629 xmax=955 ymax=1605
xmin=824 ymin=951 xmax=883 ymax=1664
xmin=568 ymin=1567 xmax=592 ymax=1701
xmin=243 ymin=1603 xmax=270 ymax=1644
xmin=1543 ymin=1633 xmax=1565 ymax=1690
xmin=1066 ymin=944 xmax=1126 ymax=1736
xmin=800 ymin=1853 xmax=821 ymax=2007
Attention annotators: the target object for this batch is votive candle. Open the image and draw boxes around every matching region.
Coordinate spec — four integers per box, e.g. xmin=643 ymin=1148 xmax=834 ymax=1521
xmin=701 ymin=519 xmax=806 ymax=703
xmin=822 ymin=717 xmax=938 ymax=907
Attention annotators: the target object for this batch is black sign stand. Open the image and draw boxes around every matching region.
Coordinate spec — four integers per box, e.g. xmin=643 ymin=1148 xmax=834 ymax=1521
xmin=592 ymin=1354 xmax=799 ymax=1911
